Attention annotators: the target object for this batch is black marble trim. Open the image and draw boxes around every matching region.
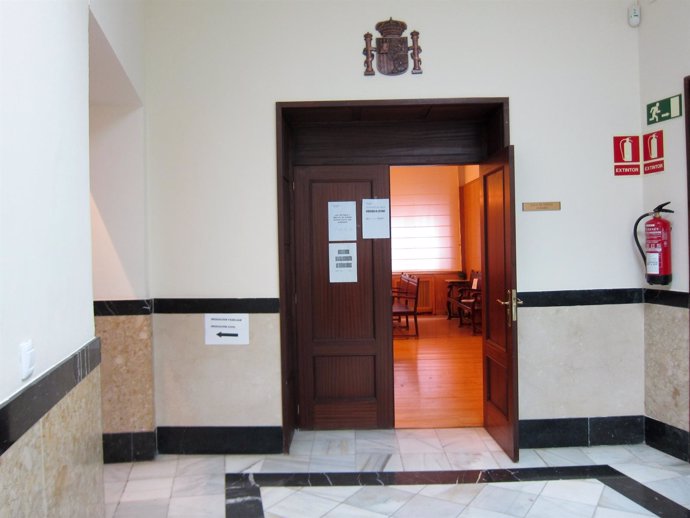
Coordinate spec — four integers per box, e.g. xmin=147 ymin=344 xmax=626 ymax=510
xmin=0 ymin=337 xmax=101 ymax=457
xmin=153 ymin=298 xmax=279 ymax=314
xmin=103 ymin=431 xmax=157 ymax=463
xmin=226 ymin=466 xmax=690 ymax=517
xmin=519 ymin=416 xmax=644 ymax=448
xmin=644 ymin=289 xmax=690 ymax=308
xmin=517 ymin=289 xmax=643 ymax=307
xmin=94 ymin=299 xmax=153 ymax=316
xmin=157 ymin=426 xmax=283 ymax=455
xmin=646 ymin=417 xmax=690 ymax=462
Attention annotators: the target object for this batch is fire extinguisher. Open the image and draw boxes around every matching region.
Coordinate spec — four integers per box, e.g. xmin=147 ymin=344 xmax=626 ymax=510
xmin=633 ymin=202 xmax=673 ymax=285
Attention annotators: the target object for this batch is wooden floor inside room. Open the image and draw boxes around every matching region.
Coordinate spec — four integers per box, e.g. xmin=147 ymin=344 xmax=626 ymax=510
xmin=394 ymin=315 xmax=483 ymax=429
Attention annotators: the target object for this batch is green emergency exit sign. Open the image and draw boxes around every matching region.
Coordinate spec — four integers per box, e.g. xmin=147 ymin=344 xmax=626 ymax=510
xmin=647 ymin=95 xmax=682 ymax=125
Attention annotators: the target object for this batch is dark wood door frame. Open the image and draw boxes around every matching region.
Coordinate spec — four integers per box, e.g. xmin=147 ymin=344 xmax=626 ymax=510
xmin=277 ymin=98 xmax=511 ymax=452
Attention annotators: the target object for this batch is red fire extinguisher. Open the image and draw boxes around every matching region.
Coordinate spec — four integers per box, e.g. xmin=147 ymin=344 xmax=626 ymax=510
xmin=633 ymin=202 xmax=673 ymax=285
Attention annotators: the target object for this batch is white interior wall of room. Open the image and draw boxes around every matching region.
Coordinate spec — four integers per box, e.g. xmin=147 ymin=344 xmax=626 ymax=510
xmin=145 ymin=0 xmax=644 ymax=298
xmin=0 ymin=0 xmax=93 ymax=403
xmin=638 ymin=0 xmax=690 ymax=292
xmin=89 ymin=0 xmax=146 ymax=103
xmin=89 ymin=14 xmax=148 ymax=300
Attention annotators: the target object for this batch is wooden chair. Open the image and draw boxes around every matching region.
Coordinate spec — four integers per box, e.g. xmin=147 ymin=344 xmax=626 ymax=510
xmin=450 ymin=271 xmax=482 ymax=334
xmin=392 ymin=273 xmax=419 ymax=337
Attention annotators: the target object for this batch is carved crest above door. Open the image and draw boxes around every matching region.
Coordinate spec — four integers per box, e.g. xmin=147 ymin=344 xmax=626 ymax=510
xmin=363 ymin=18 xmax=422 ymax=76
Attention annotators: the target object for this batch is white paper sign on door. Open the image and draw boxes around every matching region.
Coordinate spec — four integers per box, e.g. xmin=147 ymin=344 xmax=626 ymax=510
xmin=328 ymin=201 xmax=357 ymax=241
xmin=362 ymin=198 xmax=390 ymax=239
xmin=329 ymin=242 xmax=357 ymax=283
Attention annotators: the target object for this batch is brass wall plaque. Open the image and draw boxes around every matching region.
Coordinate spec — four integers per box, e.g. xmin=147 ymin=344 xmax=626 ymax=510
xmin=522 ymin=202 xmax=561 ymax=212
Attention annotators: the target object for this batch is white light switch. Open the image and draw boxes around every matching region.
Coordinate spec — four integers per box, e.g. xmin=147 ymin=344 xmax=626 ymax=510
xmin=20 ymin=340 xmax=35 ymax=381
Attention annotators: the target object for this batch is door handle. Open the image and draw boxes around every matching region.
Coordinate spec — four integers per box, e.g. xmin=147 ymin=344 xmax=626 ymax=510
xmin=496 ymin=299 xmax=509 ymax=306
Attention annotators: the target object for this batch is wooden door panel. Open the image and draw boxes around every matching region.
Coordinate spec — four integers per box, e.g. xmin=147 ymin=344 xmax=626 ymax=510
xmin=295 ymin=165 xmax=393 ymax=430
xmin=481 ymin=146 xmax=519 ymax=461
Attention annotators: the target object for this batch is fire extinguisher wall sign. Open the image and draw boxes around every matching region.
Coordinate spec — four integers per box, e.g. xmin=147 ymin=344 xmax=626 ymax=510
xmin=633 ymin=202 xmax=673 ymax=285
xmin=642 ymin=130 xmax=665 ymax=174
xmin=613 ymin=135 xmax=641 ymax=175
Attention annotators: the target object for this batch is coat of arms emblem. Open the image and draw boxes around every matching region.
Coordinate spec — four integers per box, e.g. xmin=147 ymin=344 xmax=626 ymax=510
xmin=363 ymin=18 xmax=422 ymax=76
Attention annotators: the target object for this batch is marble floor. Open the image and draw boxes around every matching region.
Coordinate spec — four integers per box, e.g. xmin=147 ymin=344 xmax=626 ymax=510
xmin=104 ymin=428 xmax=690 ymax=518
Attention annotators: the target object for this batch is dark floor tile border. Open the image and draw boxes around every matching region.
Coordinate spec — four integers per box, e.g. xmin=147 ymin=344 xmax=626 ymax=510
xmin=226 ymin=466 xmax=690 ymax=517
xmin=157 ymin=426 xmax=283 ymax=455
xmin=646 ymin=417 xmax=690 ymax=462
xmin=94 ymin=299 xmax=153 ymax=316
xmin=519 ymin=416 xmax=644 ymax=449
xmin=0 ymin=337 xmax=101 ymax=457
xmin=152 ymin=298 xmax=280 ymax=314
xmin=103 ymin=432 xmax=156 ymax=463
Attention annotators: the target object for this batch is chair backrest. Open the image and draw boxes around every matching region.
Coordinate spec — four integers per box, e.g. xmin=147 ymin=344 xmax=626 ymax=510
xmin=399 ymin=273 xmax=419 ymax=309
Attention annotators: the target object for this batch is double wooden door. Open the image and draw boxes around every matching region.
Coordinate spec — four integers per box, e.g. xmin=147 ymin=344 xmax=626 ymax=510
xmin=291 ymin=150 xmax=518 ymax=461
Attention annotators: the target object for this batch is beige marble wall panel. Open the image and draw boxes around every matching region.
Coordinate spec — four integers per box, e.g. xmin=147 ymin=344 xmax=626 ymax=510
xmin=645 ymin=304 xmax=690 ymax=431
xmin=518 ymin=304 xmax=645 ymax=420
xmin=97 ymin=315 xmax=154 ymax=432
xmin=0 ymin=368 xmax=104 ymax=518
xmin=0 ymin=421 xmax=46 ymax=517
xmin=42 ymin=367 xmax=105 ymax=517
xmin=154 ymin=313 xmax=282 ymax=426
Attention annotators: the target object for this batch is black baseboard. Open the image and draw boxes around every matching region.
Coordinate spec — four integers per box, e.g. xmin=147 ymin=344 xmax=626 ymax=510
xmin=103 ymin=432 xmax=157 ymax=463
xmin=645 ymin=417 xmax=690 ymax=462
xmin=157 ymin=426 xmax=283 ymax=455
xmin=519 ymin=416 xmax=645 ymax=449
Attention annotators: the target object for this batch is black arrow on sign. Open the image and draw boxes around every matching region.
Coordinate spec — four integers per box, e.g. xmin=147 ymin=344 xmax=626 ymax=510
xmin=217 ymin=332 xmax=239 ymax=337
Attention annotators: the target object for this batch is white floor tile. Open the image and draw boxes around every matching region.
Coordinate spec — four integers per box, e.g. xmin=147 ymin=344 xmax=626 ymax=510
xmin=540 ymin=479 xmax=604 ymax=506
xmin=119 ymin=477 xmax=174 ymax=502
xmin=176 ymin=455 xmax=225 ymax=476
xmin=470 ymin=484 xmax=538 ymax=517
xmin=104 ymin=463 xmax=133 ymax=482
xmin=112 ymin=498 xmax=169 ymax=518
xmin=128 ymin=458 xmax=178 ymax=480
xmin=401 ymin=452 xmax=452 ymax=471
xmin=167 ymin=493 xmax=225 ymax=518
xmin=171 ymin=474 xmax=225 ymax=497
xmin=344 ymin=485 xmax=415 ymax=515
xmin=525 ymin=495 xmax=596 ymax=518
xmin=392 ymin=493 xmax=466 ymax=517
xmin=267 ymin=490 xmax=341 ymax=518
xmin=224 ymin=454 xmax=265 ymax=473
xmin=420 ymin=483 xmax=486 ymax=505
xmin=323 ymin=502 xmax=389 ymax=517
xmin=645 ymin=474 xmax=690 ymax=507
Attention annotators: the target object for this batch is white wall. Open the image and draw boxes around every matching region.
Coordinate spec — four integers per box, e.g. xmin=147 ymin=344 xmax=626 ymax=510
xmin=90 ymin=105 xmax=148 ymax=300
xmin=0 ymin=0 xmax=94 ymax=403
xmin=89 ymin=0 xmax=146 ymax=102
xmin=638 ymin=0 xmax=690 ymax=292
xmin=146 ymin=0 xmax=645 ymax=297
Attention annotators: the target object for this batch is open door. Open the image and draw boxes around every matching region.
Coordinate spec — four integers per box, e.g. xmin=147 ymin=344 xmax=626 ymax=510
xmin=480 ymin=146 xmax=519 ymax=461
xmin=294 ymin=164 xmax=394 ymax=429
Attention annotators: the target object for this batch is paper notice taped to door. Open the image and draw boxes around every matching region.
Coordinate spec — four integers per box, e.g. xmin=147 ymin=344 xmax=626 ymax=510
xmin=329 ymin=242 xmax=357 ymax=283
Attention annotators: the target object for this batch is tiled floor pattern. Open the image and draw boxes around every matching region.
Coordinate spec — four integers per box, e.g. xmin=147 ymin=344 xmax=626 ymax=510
xmin=105 ymin=428 xmax=690 ymax=517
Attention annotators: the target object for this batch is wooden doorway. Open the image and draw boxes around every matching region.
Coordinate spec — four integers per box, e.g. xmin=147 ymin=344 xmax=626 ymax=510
xmin=277 ymin=99 xmax=518 ymax=459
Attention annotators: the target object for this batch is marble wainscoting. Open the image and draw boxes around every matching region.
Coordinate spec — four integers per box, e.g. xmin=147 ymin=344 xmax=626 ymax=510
xmin=645 ymin=302 xmax=690 ymax=461
xmin=96 ymin=312 xmax=156 ymax=462
xmin=0 ymin=368 xmax=105 ymax=517
xmin=518 ymin=303 xmax=645 ymax=420
xmin=645 ymin=303 xmax=689 ymax=432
